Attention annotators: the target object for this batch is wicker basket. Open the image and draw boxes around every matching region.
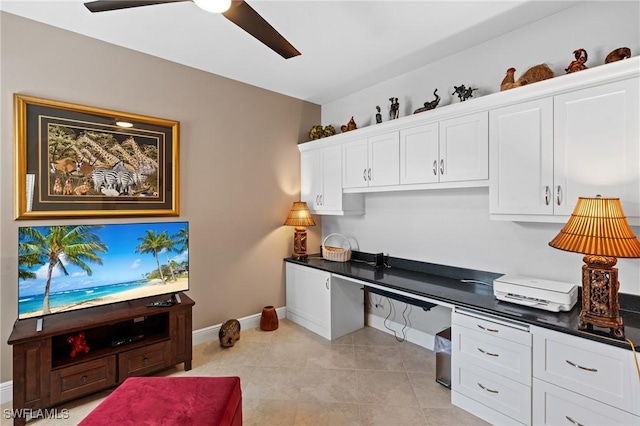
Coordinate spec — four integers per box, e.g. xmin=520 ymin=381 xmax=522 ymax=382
xmin=322 ymin=233 xmax=352 ymax=262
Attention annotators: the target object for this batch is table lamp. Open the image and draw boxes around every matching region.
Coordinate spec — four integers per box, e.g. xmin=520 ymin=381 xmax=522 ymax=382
xmin=284 ymin=201 xmax=316 ymax=259
xmin=549 ymin=196 xmax=640 ymax=339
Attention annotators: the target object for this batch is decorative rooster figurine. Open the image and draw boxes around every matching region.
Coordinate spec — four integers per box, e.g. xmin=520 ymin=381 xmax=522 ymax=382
xmin=501 ymin=64 xmax=554 ymax=91
xmin=565 ymin=48 xmax=588 ymax=73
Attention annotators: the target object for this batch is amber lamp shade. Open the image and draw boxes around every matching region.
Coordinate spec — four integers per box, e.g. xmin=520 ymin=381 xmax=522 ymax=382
xmin=549 ymin=196 xmax=640 ymax=338
xmin=283 ymin=202 xmax=316 ymax=259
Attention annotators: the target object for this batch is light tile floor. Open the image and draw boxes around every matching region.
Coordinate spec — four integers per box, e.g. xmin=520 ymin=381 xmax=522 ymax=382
xmin=1 ymin=320 xmax=488 ymax=425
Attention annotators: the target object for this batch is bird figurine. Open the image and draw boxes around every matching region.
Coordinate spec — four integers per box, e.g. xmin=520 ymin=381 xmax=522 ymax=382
xmin=565 ymin=48 xmax=588 ymax=73
xmin=500 ymin=64 xmax=554 ymax=91
xmin=340 ymin=116 xmax=357 ymax=133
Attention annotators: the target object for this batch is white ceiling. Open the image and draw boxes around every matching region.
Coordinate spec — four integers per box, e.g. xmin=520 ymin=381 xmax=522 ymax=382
xmin=0 ymin=0 xmax=579 ymax=104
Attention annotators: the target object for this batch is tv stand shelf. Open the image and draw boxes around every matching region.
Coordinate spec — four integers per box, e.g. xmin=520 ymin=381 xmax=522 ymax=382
xmin=7 ymin=292 xmax=194 ymax=426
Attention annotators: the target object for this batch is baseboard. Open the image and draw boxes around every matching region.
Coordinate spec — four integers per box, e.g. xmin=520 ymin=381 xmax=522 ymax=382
xmin=192 ymin=306 xmax=287 ymax=346
xmin=0 ymin=381 xmax=12 ymax=405
xmin=366 ymin=312 xmax=436 ymax=351
xmin=0 ymin=306 xmax=287 ymax=404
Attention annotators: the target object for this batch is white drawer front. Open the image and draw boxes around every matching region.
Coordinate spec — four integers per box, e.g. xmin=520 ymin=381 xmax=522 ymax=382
xmin=532 ymin=325 xmax=640 ymax=415
xmin=533 ymin=378 xmax=640 ymax=426
xmin=453 ymin=310 xmax=531 ymax=346
xmin=453 ymin=364 xmax=531 ymax=425
xmin=453 ymin=324 xmax=531 ymax=385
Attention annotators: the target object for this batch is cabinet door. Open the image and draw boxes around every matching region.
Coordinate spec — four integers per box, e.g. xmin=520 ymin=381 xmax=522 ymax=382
xmin=533 ymin=379 xmax=640 ymax=426
xmin=368 ymin=131 xmax=400 ymax=187
xmin=400 ymin=123 xmax=439 ymax=184
xmin=490 ymin=99 xmax=554 ymax=215
xmin=285 ymin=263 xmax=331 ymax=339
xmin=342 ymin=138 xmax=369 ymax=189
xmin=300 ymin=149 xmax=321 ymax=211
xmin=439 ymin=112 xmax=489 ymax=183
xmin=554 ymin=78 xmax=640 ymax=218
xmin=319 ymin=145 xmax=342 ymax=211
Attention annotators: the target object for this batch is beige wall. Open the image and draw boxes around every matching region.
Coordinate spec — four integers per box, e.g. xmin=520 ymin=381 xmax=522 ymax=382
xmin=0 ymin=12 xmax=321 ymax=382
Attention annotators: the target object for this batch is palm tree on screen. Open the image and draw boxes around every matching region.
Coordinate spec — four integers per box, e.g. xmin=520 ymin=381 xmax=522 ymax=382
xmin=20 ymin=225 xmax=107 ymax=314
xmin=135 ymin=230 xmax=167 ymax=284
xmin=159 ymin=232 xmax=177 ymax=282
xmin=174 ymin=225 xmax=188 ymax=252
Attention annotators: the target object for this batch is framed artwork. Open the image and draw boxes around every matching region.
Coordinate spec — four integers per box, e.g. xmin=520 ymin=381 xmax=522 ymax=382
xmin=14 ymin=94 xmax=179 ymax=219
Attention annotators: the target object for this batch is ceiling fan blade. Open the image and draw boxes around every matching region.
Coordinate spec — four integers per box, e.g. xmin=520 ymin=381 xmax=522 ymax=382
xmin=84 ymin=0 xmax=189 ymax=13
xmin=223 ymin=1 xmax=300 ymax=59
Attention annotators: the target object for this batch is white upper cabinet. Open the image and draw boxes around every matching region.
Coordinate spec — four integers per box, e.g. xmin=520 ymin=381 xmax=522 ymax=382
xmin=490 ymin=98 xmax=554 ymax=216
xmin=490 ymin=77 xmax=639 ymax=224
xmin=300 ymin=143 xmax=363 ymax=215
xmin=553 ymin=78 xmax=639 ymax=219
xmin=342 ymin=132 xmax=399 ymax=189
xmin=438 ymin=112 xmax=489 ymax=184
xmin=400 ymin=123 xmax=439 ymax=185
xmin=399 ymin=112 xmax=488 ymax=187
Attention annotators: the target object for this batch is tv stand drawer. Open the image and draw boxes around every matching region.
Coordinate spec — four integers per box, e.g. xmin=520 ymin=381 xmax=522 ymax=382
xmin=118 ymin=341 xmax=171 ymax=380
xmin=51 ymin=356 xmax=117 ymax=404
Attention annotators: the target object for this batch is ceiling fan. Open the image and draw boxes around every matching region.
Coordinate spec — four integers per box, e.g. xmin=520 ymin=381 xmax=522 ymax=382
xmin=83 ymin=0 xmax=301 ymax=59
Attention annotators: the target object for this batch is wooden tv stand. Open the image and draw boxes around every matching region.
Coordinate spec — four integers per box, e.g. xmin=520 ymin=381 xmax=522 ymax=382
xmin=7 ymin=293 xmax=194 ymax=426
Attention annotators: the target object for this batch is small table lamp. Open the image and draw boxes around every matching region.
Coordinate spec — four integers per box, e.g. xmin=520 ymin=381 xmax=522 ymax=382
xmin=284 ymin=201 xmax=316 ymax=259
xmin=549 ymin=196 xmax=640 ymax=339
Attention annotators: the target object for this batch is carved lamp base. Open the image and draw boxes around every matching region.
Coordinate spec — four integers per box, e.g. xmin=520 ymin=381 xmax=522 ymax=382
xmin=291 ymin=226 xmax=308 ymax=260
xmin=579 ymin=255 xmax=624 ymax=339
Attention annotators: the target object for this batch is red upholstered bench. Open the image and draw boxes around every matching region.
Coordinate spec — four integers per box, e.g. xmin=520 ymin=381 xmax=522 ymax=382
xmin=78 ymin=376 xmax=242 ymax=426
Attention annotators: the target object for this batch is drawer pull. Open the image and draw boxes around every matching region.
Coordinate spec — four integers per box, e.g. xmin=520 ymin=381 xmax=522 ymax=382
xmin=565 ymin=416 xmax=585 ymax=426
xmin=477 ymin=324 xmax=499 ymax=333
xmin=477 ymin=347 xmax=499 ymax=357
xmin=565 ymin=360 xmax=597 ymax=372
xmin=477 ymin=382 xmax=499 ymax=394
xmin=81 ymin=375 xmax=88 ymax=384
xmin=143 ymin=357 xmax=149 ymax=365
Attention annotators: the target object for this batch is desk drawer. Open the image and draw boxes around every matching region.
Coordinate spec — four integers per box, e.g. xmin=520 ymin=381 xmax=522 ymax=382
xmin=51 ymin=356 xmax=116 ymax=404
xmin=453 ymin=309 xmax=531 ymax=346
xmin=533 ymin=378 xmax=640 ymax=425
xmin=453 ymin=324 xmax=531 ymax=385
xmin=118 ymin=341 xmax=170 ymax=381
xmin=453 ymin=364 xmax=531 ymax=425
xmin=532 ymin=326 xmax=639 ymax=415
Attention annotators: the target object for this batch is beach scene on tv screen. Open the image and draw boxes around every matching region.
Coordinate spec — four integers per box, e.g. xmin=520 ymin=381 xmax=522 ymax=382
xmin=18 ymin=221 xmax=189 ymax=319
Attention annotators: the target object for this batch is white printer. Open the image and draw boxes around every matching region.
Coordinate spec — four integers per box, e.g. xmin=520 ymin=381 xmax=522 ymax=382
xmin=493 ymin=275 xmax=578 ymax=312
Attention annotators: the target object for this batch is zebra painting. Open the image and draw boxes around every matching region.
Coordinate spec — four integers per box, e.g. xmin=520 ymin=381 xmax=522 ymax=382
xmin=91 ymin=161 xmax=144 ymax=196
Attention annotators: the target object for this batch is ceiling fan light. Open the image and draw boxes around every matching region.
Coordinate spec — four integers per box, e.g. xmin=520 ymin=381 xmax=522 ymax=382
xmin=193 ymin=0 xmax=232 ymax=13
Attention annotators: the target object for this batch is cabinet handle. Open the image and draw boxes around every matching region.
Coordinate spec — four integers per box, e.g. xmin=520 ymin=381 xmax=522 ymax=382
xmin=556 ymin=185 xmax=562 ymax=206
xmin=439 ymin=159 xmax=444 ymax=175
xmin=477 ymin=324 xmax=499 ymax=333
xmin=544 ymin=186 xmax=550 ymax=205
xmin=368 ymin=168 xmax=372 ymax=181
xmin=565 ymin=416 xmax=585 ymax=426
xmin=325 ymin=277 xmax=329 ymax=290
xmin=477 ymin=347 xmax=499 ymax=357
xmin=433 ymin=160 xmax=438 ymax=175
xmin=316 ymin=195 xmax=320 ymax=206
xmin=363 ymin=168 xmax=367 ymax=182
xmin=477 ymin=382 xmax=499 ymax=394
xmin=565 ymin=360 xmax=597 ymax=372
xmin=319 ymin=195 xmax=323 ymax=206
xmin=81 ymin=375 xmax=88 ymax=384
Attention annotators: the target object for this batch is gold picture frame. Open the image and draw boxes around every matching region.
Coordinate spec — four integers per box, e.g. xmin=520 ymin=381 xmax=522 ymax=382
xmin=14 ymin=94 xmax=180 ymax=219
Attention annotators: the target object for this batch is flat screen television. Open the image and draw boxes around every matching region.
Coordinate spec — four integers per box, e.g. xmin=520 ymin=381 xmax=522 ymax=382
xmin=18 ymin=221 xmax=189 ymax=320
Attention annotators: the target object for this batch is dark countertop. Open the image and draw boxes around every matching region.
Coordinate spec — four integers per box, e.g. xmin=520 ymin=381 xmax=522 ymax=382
xmin=285 ymin=254 xmax=640 ymax=351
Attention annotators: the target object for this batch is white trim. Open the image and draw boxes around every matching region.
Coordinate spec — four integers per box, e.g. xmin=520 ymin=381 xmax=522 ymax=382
xmin=192 ymin=306 xmax=287 ymax=346
xmin=0 ymin=381 xmax=12 ymax=405
xmin=366 ymin=312 xmax=437 ymax=351
xmin=0 ymin=306 xmax=287 ymax=404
